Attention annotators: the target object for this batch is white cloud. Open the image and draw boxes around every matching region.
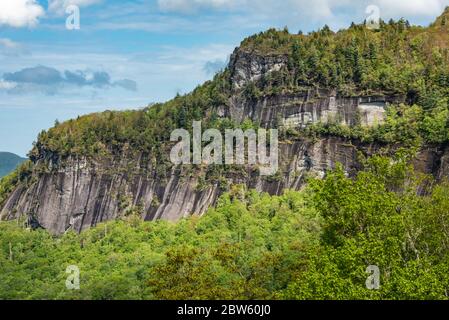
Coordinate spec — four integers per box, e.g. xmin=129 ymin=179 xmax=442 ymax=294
xmin=48 ymin=0 xmax=102 ymax=15
xmin=0 ymin=80 xmax=17 ymax=90
xmin=0 ymin=0 xmax=45 ymax=28
xmin=0 ymin=65 xmax=137 ymax=95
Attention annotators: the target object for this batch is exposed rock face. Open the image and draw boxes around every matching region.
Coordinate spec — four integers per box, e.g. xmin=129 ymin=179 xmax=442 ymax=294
xmin=229 ymin=50 xmax=289 ymax=90
xmin=229 ymin=89 xmax=405 ymax=128
xmin=2 ymin=136 xmax=448 ymax=234
xmin=0 ymin=137 xmax=365 ymax=234
xmin=2 ymin=47 xmax=449 ymax=234
xmin=227 ymin=49 xmax=405 ymax=128
xmin=0 ymin=156 xmax=222 ymax=234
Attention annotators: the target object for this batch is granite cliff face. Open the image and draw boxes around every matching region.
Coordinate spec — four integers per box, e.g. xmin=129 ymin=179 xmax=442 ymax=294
xmin=0 ymin=137 xmax=364 ymax=233
xmin=2 ymin=45 xmax=449 ymax=234
xmin=227 ymin=48 xmax=405 ymax=128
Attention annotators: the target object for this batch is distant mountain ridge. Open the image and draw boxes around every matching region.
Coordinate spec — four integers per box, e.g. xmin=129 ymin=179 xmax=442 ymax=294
xmin=0 ymin=152 xmax=26 ymax=178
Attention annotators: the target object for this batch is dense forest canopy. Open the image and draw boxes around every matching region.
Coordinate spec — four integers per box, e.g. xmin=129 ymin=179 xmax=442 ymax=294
xmin=1 ymin=156 xmax=449 ymax=299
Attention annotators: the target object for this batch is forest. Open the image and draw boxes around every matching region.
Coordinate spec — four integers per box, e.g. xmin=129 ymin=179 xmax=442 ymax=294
xmin=2 ymin=12 xmax=449 ymax=300
xmin=1 ymin=155 xmax=448 ymax=299
xmin=26 ymin=12 xmax=449 ymax=161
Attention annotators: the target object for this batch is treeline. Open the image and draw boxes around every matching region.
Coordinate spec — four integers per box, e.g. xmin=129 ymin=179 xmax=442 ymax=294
xmin=28 ymin=12 xmax=449 ymax=163
xmin=240 ymin=15 xmax=449 ymax=146
xmin=1 ymin=155 xmax=448 ymax=300
xmin=30 ymin=70 xmax=232 ymax=159
xmin=243 ymin=15 xmax=449 ymax=98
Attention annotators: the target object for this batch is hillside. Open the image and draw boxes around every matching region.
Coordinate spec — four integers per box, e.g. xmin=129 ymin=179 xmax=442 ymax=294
xmin=1 ymin=9 xmax=449 ymax=301
xmin=0 ymin=152 xmax=26 ymax=178
xmin=1 ymin=10 xmax=449 ymax=234
xmin=1 ymin=155 xmax=449 ymax=299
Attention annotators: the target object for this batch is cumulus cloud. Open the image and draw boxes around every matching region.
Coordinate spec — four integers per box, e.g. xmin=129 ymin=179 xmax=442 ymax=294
xmin=1 ymin=66 xmax=137 ymax=95
xmin=48 ymin=0 xmax=103 ymax=15
xmin=0 ymin=0 xmax=45 ymax=27
xmin=4 ymin=66 xmax=63 ymax=84
xmin=63 ymin=70 xmax=110 ymax=87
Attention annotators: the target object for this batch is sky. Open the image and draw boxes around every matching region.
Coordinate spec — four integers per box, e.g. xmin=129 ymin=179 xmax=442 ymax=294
xmin=1 ymin=0 xmax=449 ymax=156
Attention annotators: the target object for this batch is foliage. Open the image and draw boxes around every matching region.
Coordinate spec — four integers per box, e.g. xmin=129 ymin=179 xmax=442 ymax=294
xmin=29 ymin=70 xmax=232 ymax=160
xmin=304 ymin=101 xmax=449 ymax=146
xmin=283 ymin=156 xmax=449 ymax=300
xmin=0 ymin=161 xmax=32 ymax=209
xmin=243 ymin=15 xmax=449 ymax=97
xmin=2 ymin=9 xmax=449 ymax=301
xmin=1 ymin=156 xmax=449 ymax=300
xmin=26 ymin=12 xmax=449 ymax=161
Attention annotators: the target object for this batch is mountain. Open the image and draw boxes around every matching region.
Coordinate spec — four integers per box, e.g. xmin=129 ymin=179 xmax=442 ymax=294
xmin=2 ymin=10 xmax=449 ymax=234
xmin=0 ymin=152 xmax=26 ymax=178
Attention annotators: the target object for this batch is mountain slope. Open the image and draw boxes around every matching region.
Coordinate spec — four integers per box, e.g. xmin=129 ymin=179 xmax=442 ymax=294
xmin=0 ymin=152 xmax=26 ymax=178
xmin=2 ymin=10 xmax=449 ymax=233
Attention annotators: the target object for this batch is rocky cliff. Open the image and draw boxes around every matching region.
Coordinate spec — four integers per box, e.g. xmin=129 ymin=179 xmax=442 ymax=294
xmin=2 ymin=25 xmax=449 ymax=234
xmin=2 ymin=132 xmax=448 ymax=234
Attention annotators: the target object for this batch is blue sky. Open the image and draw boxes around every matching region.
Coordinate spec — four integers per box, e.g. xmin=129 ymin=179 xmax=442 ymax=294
xmin=1 ymin=0 xmax=448 ymax=156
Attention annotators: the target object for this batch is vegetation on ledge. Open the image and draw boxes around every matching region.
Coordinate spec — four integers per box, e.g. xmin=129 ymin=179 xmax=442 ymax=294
xmin=298 ymin=102 xmax=449 ymax=147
